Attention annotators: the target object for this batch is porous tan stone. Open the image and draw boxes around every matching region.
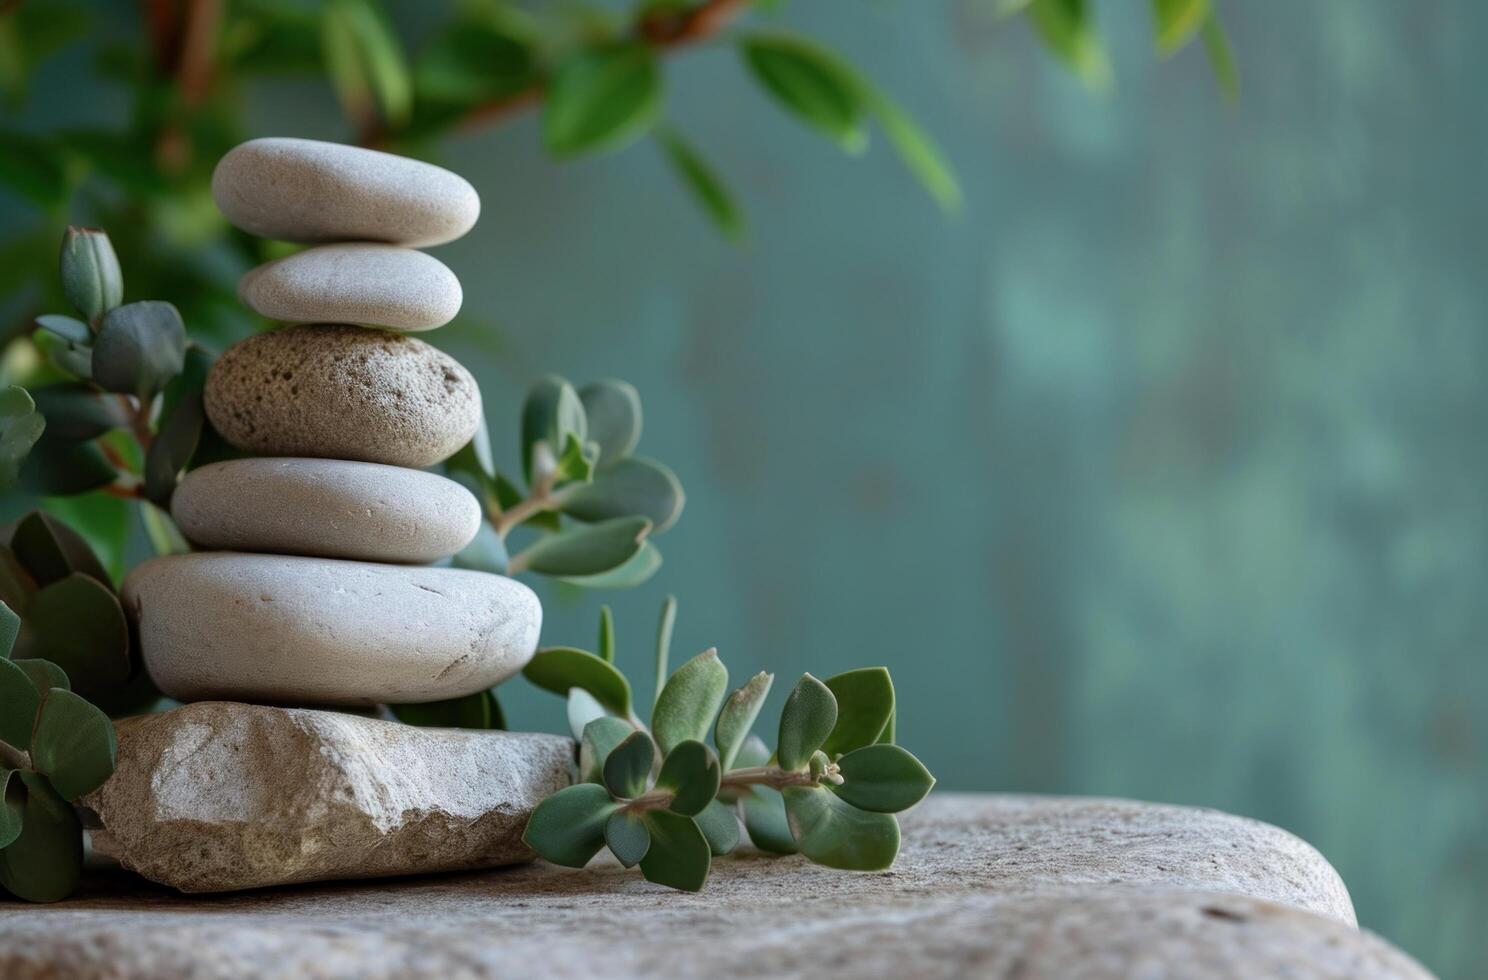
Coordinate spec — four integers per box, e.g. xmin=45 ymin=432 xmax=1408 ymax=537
xmin=77 ymin=702 xmax=573 ymax=893
xmin=124 ymin=553 xmax=541 ymax=705
xmin=171 ymin=457 xmax=481 ymax=563
xmin=0 ymin=795 xmax=1432 ymax=979
xmin=238 ymin=244 xmax=463 ymax=331
xmin=204 ymin=324 xmax=481 ymax=468
xmin=211 ymin=137 xmax=479 ymax=247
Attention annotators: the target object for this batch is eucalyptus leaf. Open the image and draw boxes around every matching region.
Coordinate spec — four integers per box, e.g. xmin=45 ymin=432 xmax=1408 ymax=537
xmin=776 ymin=673 xmax=837 ymax=771
xmin=597 ymin=605 xmax=615 ymax=663
xmin=524 ymin=646 xmax=632 ymax=716
xmin=741 ymin=785 xmax=798 ymax=855
xmin=0 ymin=657 xmax=40 ymax=748
xmin=603 ymin=730 xmax=655 ymax=799
xmin=695 ymin=798 xmax=741 ymax=856
xmin=782 ymin=785 xmax=901 ymax=871
xmin=390 ymin=689 xmax=503 ymax=730
xmin=580 ymin=715 xmax=636 ymax=784
xmin=521 ymin=376 xmax=587 ymax=484
xmin=577 ymin=380 xmax=642 ymax=466
xmin=831 ymin=744 xmax=935 ymax=813
xmin=652 ymin=648 xmax=728 ymax=755
xmin=716 ymin=671 xmax=773 ymax=770
xmin=560 ymin=456 xmax=685 ymax=534
xmin=521 ymin=783 xmax=617 ymax=868
xmin=557 ymin=540 xmax=662 ymax=590
xmin=654 ymin=740 xmax=720 ymax=817
xmin=26 ymin=572 xmax=131 ymax=699
xmin=604 ymin=808 xmax=650 ymax=868
xmin=567 ymin=686 xmax=606 ymax=741
xmin=513 ymin=516 xmax=651 ymax=577
xmin=0 ymin=771 xmax=82 ymax=902
xmin=544 ymin=44 xmax=662 ymax=158
xmin=820 ymin=667 xmax=894 ymax=758
xmin=31 ymin=687 xmax=117 ymax=800
xmin=740 ymin=34 xmax=866 ymax=152
xmin=29 ymin=383 xmax=131 ymax=441
xmin=92 ymin=300 xmax=187 ymax=400
xmin=639 ymin=809 xmax=710 ymax=892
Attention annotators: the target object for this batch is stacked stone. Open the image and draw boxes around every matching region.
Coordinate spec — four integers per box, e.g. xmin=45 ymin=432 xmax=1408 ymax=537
xmin=122 ymin=138 xmax=540 ymax=709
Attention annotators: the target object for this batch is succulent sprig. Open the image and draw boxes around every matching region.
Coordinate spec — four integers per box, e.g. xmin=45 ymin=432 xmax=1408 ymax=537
xmin=520 ymin=600 xmax=934 ymax=891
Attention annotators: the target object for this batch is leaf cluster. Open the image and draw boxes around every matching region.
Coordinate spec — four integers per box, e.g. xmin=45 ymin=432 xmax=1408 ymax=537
xmin=521 ymin=600 xmax=933 ymax=891
xmin=0 ymin=597 xmax=118 ymax=903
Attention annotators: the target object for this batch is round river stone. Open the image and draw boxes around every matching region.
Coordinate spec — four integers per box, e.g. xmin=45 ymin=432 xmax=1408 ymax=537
xmin=212 ymin=137 xmax=479 ymax=247
xmin=123 ymin=553 xmax=541 ymax=706
xmin=171 ymin=458 xmax=482 ymax=563
xmin=238 ymin=244 xmax=462 ymax=331
xmin=204 ymin=324 xmax=481 ymax=468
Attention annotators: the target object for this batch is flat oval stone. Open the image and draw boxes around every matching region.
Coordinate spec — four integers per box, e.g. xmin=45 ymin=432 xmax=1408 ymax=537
xmin=123 ymin=553 xmax=542 ymax=706
xmin=171 ymin=458 xmax=482 ymax=563
xmin=212 ymin=137 xmax=479 ymax=247
xmin=204 ymin=324 xmax=481 ymax=468
xmin=238 ymin=244 xmax=462 ymax=331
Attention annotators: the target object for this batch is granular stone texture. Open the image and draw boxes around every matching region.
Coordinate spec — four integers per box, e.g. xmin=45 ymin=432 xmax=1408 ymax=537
xmin=238 ymin=244 xmax=462 ymax=331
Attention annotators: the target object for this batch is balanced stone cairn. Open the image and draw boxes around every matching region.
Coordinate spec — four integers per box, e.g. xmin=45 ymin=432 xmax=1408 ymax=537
xmin=97 ymin=138 xmax=571 ymax=893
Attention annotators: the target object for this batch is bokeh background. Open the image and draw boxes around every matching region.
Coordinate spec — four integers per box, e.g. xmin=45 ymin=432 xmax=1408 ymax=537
xmin=3 ymin=2 xmax=1483 ymax=976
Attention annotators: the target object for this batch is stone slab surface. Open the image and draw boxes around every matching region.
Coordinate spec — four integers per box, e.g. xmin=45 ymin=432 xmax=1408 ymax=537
xmin=0 ymin=794 xmax=1433 ymax=979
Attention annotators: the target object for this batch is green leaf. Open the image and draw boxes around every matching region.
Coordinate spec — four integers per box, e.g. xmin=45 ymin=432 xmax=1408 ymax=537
xmin=29 ymin=383 xmax=130 ymax=442
xmin=0 ymin=386 xmax=45 ymax=488
xmin=577 ymin=380 xmax=642 ymax=467
xmin=603 ymin=730 xmax=656 ymax=799
xmin=695 ymin=798 xmax=740 ymax=856
xmin=733 ymin=732 xmax=771 ymax=769
xmin=322 ymin=0 xmax=411 ymax=128
xmin=639 ymin=809 xmax=711 ymax=891
xmin=1201 ymin=12 xmax=1238 ymax=100
xmin=652 ymin=648 xmax=728 ymax=755
xmin=30 ymin=687 xmax=117 ymax=800
xmin=857 ymin=86 xmax=963 ymax=214
xmin=544 ymin=44 xmax=662 ymax=158
xmin=522 ymin=783 xmax=617 ymax=868
xmin=144 ymin=345 xmax=210 ymax=504
xmin=655 ymin=740 xmax=720 ymax=816
xmin=0 ymin=657 xmax=40 ymax=748
xmin=58 ymin=227 xmax=122 ymax=324
xmin=831 ymin=744 xmax=935 ymax=813
xmin=716 ymin=671 xmax=773 ymax=770
xmin=776 ymin=673 xmax=837 ymax=771
xmin=740 ymin=34 xmax=866 ymax=152
xmin=8 ymin=509 xmax=110 ymax=587
xmin=560 ymin=456 xmax=685 ymax=534
xmin=18 ymin=439 xmax=116 ymax=496
xmin=521 ymin=375 xmax=587 ymax=484
xmin=877 ymin=706 xmax=896 ymax=745
xmin=655 ymin=127 xmax=745 ymax=241
xmin=820 ymin=667 xmax=895 ymax=758
xmin=34 ymin=315 xmax=90 ymax=345
xmin=92 ymin=301 xmax=187 ymax=400
xmin=782 ymin=785 xmax=901 ymax=871
xmin=0 ymin=771 xmax=82 ymax=902
xmin=741 ymin=785 xmax=798 ymax=854
xmin=452 ymin=522 xmax=510 ymax=575
xmin=558 ymin=540 xmax=662 ymax=590
xmin=512 ymin=516 xmax=652 ymax=577
xmin=604 ymin=808 xmax=650 ymax=867
xmin=31 ymin=330 xmax=93 ymax=381
xmin=414 ymin=13 xmax=534 ymax=107
xmin=524 ymin=646 xmax=632 ymax=716
xmin=25 ymin=572 xmax=131 ymax=701
xmin=567 ymin=686 xmax=606 ymax=741
xmin=0 ymin=769 xmax=20 ymax=850
xmin=596 ymin=605 xmax=616 ymax=664
xmin=390 ymin=689 xmax=502 ymax=729
xmin=0 ymin=601 xmax=17 ymax=658
xmin=1151 ymin=0 xmax=1208 ymax=55
xmin=12 ymin=659 xmax=68 ymax=695
xmin=579 ymin=715 xmax=636 ymax=783
xmin=653 ymin=594 xmax=677 ymax=711
xmin=1027 ymin=0 xmax=1112 ymax=92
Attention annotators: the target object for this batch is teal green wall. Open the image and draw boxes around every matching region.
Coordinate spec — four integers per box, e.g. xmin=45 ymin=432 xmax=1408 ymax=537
xmin=7 ymin=2 xmax=1485 ymax=976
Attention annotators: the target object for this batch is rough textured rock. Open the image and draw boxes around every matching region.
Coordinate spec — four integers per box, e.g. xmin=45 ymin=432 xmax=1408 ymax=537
xmin=238 ymin=244 xmax=462 ymax=331
xmin=172 ymin=457 xmax=481 ymax=563
xmin=76 ymin=702 xmax=572 ymax=894
xmin=204 ymin=324 xmax=481 ymax=468
xmin=124 ymin=553 xmax=540 ymax=705
xmin=0 ymin=795 xmax=1431 ymax=979
xmin=212 ymin=137 xmax=479 ymax=247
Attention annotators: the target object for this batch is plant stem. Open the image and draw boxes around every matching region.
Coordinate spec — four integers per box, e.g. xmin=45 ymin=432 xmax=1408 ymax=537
xmin=0 ymin=738 xmax=30 ymax=771
xmin=129 ymin=397 xmax=155 ymax=453
xmin=625 ymin=765 xmax=816 ymax=810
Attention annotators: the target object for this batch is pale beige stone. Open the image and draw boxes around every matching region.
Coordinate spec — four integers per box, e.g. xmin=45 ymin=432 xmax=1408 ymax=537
xmin=212 ymin=137 xmax=479 ymax=247
xmin=238 ymin=244 xmax=462 ymax=331
xmin=171 ymin=457 xmax=481 ymax=563
xmin=204 ymin=324 xmax=481 ymax=468
xmin=124 ymin=553 xmax=540 ymax=705
xmin=0 ymin=795 xmax=1432 ymax=979
xmin=77 ymin=702 xmax=573 ymax=893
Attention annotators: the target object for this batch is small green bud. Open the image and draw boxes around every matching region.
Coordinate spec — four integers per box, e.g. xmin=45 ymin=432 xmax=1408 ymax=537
xmin=59 ymin=227 xmax=123 ymax=325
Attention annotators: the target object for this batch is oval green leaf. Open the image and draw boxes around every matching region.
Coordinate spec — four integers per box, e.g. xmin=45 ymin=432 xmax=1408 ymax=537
xmin=694 ymin=798 xmax=741 ymax=856
xmin=544 ymin=44 xmax=662 ymax=158
xmin=639 ymin=809 xmax=710 ymax=892
xmin=522 ymin=783 xmax=617 ymax=869
xmin=31 ymin=687 xmax=118 ymax=800
xmin=12 ymin=659 xmax=69 ymax=695
xmin=652 ymin=648 xmax=728 ymax=755
xmin=741 ymin=785 xmax=798 ymax=855
xmin=560 ymin=456 xmax=685 ymax=534
xmin=578 ymin=380 xmax=642 ymax=467
xmin=604 ymin=808 xmax=650 ymax=868
xmin=656 ymin=127 xmax=745 ymax=241
xmin=820 ymin=667 xmax=895 ymax=758
xmin=655 ymin=740 xmax=720 ymax=817
xmin=831 ymin=743 xmax=935 ymax=814
xmin=715 ymin=671 xmax=773 ymax=770
xmin=0 ymin=769 xmax=21 ymax=849
xmin=29 ymin=384 xmax=131 ymax=442
xmin=740 ymin=34 xmax=865 ymax=152
xmin=0 ymin=771 xmax=83 ymax=902
xmin=782 ymin=785 xmax=900 ymax=871
xmin=567 ymin=686 xmax=606 ymax=741
xmin=92 ymin=300 xmax=186 ymax=400
xmin=776 ymin=673 xmax=837 ymax=771
xmin=0 ymin=657 xmax=41 ymax=748
xmin=390 ymin=689 xmax=501 ymax=730
xmin=580 ymin=715 xmax=637 ymax=784
xmin=557 ymin=540 xmax=663 ymax=590
xmin=520 ymin=375 xmax=586 ymax=484
xmin=603 ymin=729 xmax=656 ymax=799
xmin=511 ymin=516 xmax=651 ymax=577
xmin=523 ymin=646 xmax=631 ymax=716
xmin=26 ymin=572 xmax=131 ymax=702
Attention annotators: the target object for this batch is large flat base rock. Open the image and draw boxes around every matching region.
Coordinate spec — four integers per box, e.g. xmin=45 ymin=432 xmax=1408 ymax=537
xmin=0 ymin=795 xmax=1432 ymax=979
